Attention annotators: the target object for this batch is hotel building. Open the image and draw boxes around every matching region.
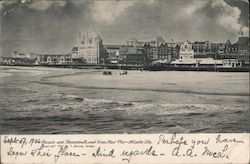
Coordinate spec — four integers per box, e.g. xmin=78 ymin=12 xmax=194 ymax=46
xmin=78 ymin=32 xmax=107 ymax=64
xmin=220 ymin=28 xmax=249 ymax=67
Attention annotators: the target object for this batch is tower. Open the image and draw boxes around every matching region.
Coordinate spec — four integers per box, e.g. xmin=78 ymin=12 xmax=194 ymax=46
xmin=238 ymin=26 xmax=243 ymax=37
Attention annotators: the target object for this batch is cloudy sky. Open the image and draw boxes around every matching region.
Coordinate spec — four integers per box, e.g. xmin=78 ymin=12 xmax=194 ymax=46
xmin=0 ymin=0 xmax=249 ymax=56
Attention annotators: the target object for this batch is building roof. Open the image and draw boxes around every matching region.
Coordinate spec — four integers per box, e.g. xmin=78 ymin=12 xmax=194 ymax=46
xmin=72 ymin=47 xmax=78 ymax=51
xmin=119 ymin=47 xmax=127 ymax=54
xmin=119 ymin=46 xmax=142 ymax=55
xmin=43 ymin=54 xmax=71 ymax=57
xmin=156 ymin=36 xmax=165 ymax=43
xmin=193 ymin=41 xmax=206 ymax=44
xmin=104 ymin=45 xmax=121 ymax=49
xmin=127 ymin=48 xmax=139 ymax=54
xmin=238 ymin=37 xmax=249 ymax=45
xmin=232 ymin=37 xmax=249 ymax=49
xmin=225 ymin=40 xmax=232 ymax=45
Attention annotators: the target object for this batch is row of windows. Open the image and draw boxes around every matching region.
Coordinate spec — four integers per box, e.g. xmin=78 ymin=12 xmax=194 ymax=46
xmin=220 ymin=55 xmax=249 ymax=59
xmin=87 ymin=58 xmax=97 ymax=61
xmin=180 ymin=56 xmax=194 ymax=59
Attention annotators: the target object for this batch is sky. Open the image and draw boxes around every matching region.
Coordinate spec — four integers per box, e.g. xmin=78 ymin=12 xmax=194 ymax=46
xmin=0 ymin=0 xmax=249 ymax=56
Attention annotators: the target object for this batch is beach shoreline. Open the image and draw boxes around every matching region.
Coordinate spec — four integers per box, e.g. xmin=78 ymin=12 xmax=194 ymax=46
xmin=0 ymin=66 xmax=249 ymax=134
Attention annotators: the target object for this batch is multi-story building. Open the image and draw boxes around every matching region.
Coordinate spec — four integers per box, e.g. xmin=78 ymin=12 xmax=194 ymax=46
xmin=119 ymin=46 xmax=145 ymax=65
xmin=192 ymin=41 xmax=211 ymax=55
xmin=220 ymin=28 xmax=249 ymax=67
xmin=192 ymin=41 xmax=223 ymax=60
xmin=103 ymin=45 xmax=121 ymax=64
xmin=158 ymin=43 xmax=175 ymax=62
xmin=78 ymin=32 xmax=107 ymax=64
xmin=143 ymin=41 xmax=158 ymax=61
xmin=143 ymin=37 xmax=179 ymax=64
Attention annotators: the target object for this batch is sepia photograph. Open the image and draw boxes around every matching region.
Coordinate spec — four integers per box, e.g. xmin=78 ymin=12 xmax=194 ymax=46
xmin=1 ymin=1 xmax=249 ymax=163
xmin=0 ymin=0 xmax=249 ymax=136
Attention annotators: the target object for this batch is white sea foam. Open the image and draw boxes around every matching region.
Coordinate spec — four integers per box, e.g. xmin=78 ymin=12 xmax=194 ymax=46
xmin=1 ymin=67 xmax=249 ymax=133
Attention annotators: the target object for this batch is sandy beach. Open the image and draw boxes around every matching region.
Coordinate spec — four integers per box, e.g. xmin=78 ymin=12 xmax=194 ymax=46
xmin=0 ymin=66 xmax=249 ymax=134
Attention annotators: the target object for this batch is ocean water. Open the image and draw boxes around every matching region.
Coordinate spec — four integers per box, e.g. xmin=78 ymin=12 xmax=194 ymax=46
xmin=0 ymin=66 xmax=249 ymax=134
